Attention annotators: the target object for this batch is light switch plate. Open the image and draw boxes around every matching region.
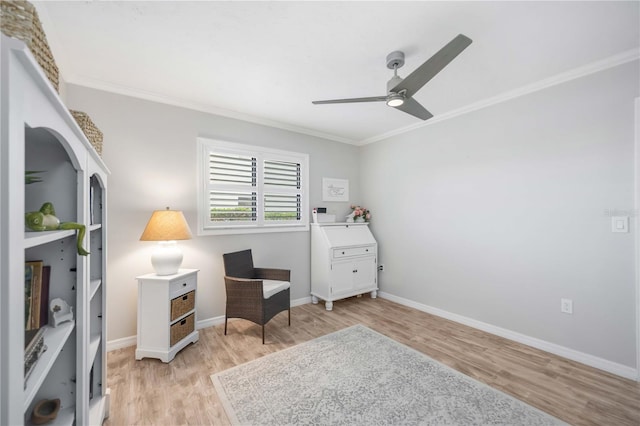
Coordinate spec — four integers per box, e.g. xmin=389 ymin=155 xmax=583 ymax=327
xmin=611 ymin=216 xmax=629 ymax=233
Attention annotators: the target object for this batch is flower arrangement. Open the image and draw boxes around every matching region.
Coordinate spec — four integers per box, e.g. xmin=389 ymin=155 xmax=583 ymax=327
xmin=350 ymin=205 xmax=371 ymax=222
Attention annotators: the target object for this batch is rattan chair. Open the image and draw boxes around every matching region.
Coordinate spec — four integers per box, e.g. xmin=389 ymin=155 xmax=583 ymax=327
xmin=222 ymin=249 xmax=291 ymax=344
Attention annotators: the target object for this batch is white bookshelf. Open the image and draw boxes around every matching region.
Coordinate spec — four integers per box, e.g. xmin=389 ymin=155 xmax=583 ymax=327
xmin=0 ymin=35 xmax=110 ymax=425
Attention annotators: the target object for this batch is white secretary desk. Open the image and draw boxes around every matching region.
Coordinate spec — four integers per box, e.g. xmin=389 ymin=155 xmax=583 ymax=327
xmin=311 ymin=223 xmax=378 ymax=310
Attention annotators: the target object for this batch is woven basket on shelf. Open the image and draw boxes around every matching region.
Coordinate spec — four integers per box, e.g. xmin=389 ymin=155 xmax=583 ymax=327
xmin=170 ymin=313 xmax=194 ymax=347
xmin=0 ymin=0 xmax=59 ymax=92
xmin=170 ymin=291 xmax=195 ymax=322
xmin=70 ymin=110 xmax=103 ymax=156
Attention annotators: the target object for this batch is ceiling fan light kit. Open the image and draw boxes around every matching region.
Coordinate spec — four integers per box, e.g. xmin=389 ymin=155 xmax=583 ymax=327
xmin=386 ymin=93 xmax=405 ymax=107
xmin=312 ymin=34 xmax=473 ymax=121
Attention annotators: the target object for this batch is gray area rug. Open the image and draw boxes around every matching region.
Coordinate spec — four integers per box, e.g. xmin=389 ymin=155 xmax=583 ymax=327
xmin=211 ymin=325 xmax=565 ymax=425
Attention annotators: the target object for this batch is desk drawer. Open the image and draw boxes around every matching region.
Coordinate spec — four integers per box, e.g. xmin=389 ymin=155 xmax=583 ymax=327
xmin=170 ymin=290 xmax=195 ymax=321
xmin=333 ymin=246 xmax=374 ymax=259
xmin=170 ymin=274 xmax=197 ymax=298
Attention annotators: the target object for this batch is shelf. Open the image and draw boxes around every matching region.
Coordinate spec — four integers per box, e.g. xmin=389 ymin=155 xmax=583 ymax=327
xmin=88 ymin=333 xmax=101 ymax=366
xmin=89 ymin=396 xmax=107 ymax=426
xmin=24 ymin=230 xmax=76 ymax=249
xmin=24 ymin=322 xmax=75 ymax=411
xmin=89 ymin=224 xmax=102 ymax=232
xmin=89 ymin=279 xmax=102 ymax=300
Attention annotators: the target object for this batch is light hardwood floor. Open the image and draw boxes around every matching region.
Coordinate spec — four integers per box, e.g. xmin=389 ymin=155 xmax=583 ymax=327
xmin=105 ymin=296 xmax=640 ymax=425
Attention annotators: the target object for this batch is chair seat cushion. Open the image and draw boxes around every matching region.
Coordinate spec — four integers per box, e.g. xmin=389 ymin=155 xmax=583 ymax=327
xmin=262 ymin=280 xmax=290 ymax=299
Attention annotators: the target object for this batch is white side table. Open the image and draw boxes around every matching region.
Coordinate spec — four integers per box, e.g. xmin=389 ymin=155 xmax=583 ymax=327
xmin=135 ymin=269 xmax=200 ymax=362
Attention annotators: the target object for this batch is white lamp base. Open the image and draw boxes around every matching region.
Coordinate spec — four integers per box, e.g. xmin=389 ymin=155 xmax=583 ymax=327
xmin=151 ymin=241 xmax=183 ymax=275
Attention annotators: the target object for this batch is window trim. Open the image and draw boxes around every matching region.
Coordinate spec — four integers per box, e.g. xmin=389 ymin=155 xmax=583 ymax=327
xmin=197 ymin=137 xmax=310 ymax=235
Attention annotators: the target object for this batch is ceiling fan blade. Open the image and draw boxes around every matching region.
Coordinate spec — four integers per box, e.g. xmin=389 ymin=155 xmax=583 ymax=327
xmin=392 ymin=34 xmax=472 ymax=98
xmin=394 ymin=97 xmax=433 ymax=121
xmin=312 ymin=96 xmax=387 ymax=105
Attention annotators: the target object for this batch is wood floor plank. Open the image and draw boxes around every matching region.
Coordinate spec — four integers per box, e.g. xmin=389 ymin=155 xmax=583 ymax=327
xmin=105 ymin=296 xmax=640 ymax=425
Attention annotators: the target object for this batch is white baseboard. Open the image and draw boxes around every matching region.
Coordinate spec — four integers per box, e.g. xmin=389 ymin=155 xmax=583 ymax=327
xmin=378 ymin=291 xmax=638 ymax=381
xmin=107 ymin=296 xmax=313 ymax=352
xmin=106 ymin=335 xmax=137 ymax=352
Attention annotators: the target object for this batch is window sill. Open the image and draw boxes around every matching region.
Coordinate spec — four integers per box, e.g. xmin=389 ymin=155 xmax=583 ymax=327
xmin=198 ymin=224 xmax=310 ymax=236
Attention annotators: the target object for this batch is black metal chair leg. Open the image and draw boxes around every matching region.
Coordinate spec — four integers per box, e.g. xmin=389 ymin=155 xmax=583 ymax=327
xmin=288 ymin=307 xmax=291 ymax=326
xmin=224 ymin=316 xmax=228 ymax=335
xmin=262 ymin=325 xmax=265 ymax=344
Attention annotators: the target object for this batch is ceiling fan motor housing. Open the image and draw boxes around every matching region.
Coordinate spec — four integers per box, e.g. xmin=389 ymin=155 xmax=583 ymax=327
xmin=386 ymin=51 xmax=405 ymax=69
xmin=387 ymin=75 xmax=404 ymax=94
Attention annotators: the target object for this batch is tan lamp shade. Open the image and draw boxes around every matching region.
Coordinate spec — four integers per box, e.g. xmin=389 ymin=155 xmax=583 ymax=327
xmin=140 ymin=208 xmax=192 ymax=241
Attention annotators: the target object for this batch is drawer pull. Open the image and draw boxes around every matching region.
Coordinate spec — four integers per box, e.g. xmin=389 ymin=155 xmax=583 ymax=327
xmin=182 ymin=282 xmax=187 ymax=287
xmin=353 ymin=269 xmax=358 ymax=273
xmin=182 ymin=295 xmax=188 ymax=301
xmin=180 ymin=319 xmax=187 ymax=325
xmin=342 ymin=251 xmax=345 ymax=255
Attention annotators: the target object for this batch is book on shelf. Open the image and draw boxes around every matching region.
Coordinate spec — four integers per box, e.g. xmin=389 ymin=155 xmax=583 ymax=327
xmin=24 ymin=264 xmax=33 ymax=329
xmin=26 ymin=261 xmax=44 ymax=331
xmin=39 ymin=266 xmax=51 ymax=328
xmin=24 ymin=327 xmax=46 ymax=384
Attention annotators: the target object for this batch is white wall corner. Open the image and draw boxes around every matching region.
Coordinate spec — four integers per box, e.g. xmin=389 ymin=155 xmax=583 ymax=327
xmin=378 ymin=292 xmax=638 ymax=381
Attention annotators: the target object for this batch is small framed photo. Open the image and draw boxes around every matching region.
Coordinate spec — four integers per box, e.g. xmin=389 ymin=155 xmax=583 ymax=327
xmin=322 ymin=178 xmax=349 ymax=202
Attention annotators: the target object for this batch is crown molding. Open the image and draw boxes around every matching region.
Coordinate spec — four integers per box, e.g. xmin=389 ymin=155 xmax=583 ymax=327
xmin=359 ymin=48 xmax=640 ymax=145
xmin=64 ymin=74 xmax=356 ymax=145
xmin=63 ymin=48 xmax=638 ymax=148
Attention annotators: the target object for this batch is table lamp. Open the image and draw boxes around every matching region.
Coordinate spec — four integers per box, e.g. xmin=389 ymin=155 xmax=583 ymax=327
xmin=140 ymin=207 xmax=192 ymax=275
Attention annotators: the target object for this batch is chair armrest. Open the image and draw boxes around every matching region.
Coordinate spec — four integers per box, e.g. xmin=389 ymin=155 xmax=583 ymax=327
xmin=254 ymin=268 xmax=290 ymax=281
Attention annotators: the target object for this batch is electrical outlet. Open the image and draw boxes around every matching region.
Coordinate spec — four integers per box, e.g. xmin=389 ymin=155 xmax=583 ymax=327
xmin=378 ymin=264 xmax=384 ymax=272
xmin=561 ymin=298 xmax=573 ymax=314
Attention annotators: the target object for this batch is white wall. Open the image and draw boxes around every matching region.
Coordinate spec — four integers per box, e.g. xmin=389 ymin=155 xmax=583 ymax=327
xmin=64 ymin=85 xmax=361 ymax=343
xmin=361 ymin=61 xmax=639 ymax=368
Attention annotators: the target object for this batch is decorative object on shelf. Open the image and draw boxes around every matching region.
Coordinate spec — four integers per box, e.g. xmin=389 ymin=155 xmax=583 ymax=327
xmin=322 ymin=177 xmax=349 ymax=202
xmin=350 ymin=205 xmax=371 ymax=222
xmin=25 ymin=170 xmax=44 ymax=184
xmin=0 ymin=0 xmax=59 ymax=91
xmin=25 ymin=202 xmax=89 ymax=255
xmin=312 ymin=207 xmax=336 ymax=223
xmin=31 ymin=398 xmax=60 ymax=425
xmin=140 ymin=207 xmax=193 ymax=276
xmin=50 ymin=298 xmax=73 ymax=327
xmin=70 ymin=110 xmax=103 ymax=156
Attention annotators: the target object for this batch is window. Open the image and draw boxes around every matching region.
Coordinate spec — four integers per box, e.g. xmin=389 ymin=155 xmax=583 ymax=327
xmin=197 ymin=138 xmax=309 ymax=235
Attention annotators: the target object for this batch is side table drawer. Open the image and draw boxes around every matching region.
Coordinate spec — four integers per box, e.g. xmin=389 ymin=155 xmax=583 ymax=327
xmin=170 ymin=274 xmax=196 ymax=298
xmin=170 ymin=313 xmax=195 ymax=347
xmin=170 ymin=290 xmax=195 ymax=321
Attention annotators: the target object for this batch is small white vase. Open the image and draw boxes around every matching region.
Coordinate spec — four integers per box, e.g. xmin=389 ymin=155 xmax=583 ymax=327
xmin=355 ymin=217 xmax=365 ymax=223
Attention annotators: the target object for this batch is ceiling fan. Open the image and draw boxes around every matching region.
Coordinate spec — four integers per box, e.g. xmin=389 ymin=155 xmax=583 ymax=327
xmin=312 ymin=34 xmax=472 ymax=121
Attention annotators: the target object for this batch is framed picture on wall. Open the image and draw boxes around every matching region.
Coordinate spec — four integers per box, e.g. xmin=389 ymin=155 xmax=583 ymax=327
xmin=322 ymin=178 xmax=349 ymax=202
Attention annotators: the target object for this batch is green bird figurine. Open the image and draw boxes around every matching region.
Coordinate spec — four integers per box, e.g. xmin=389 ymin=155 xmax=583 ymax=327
xmin=25 ymin=202 xmax=89 ymax=256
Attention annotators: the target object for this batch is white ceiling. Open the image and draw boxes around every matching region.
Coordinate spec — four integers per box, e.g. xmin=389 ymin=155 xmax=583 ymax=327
xmin=34 ymin=1 xmax=639 ymax=144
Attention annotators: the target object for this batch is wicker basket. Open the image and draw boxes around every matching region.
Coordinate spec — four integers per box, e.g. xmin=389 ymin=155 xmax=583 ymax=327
xmin=170 ymin=291 xmax=195 ymax=321
xmin=0 ymin=0 xmax=59 ymax=92
xmin=170 ymin=313 xmax=194 ymax=347
xmin=70 ymin=110 xmax=103 ymax=156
